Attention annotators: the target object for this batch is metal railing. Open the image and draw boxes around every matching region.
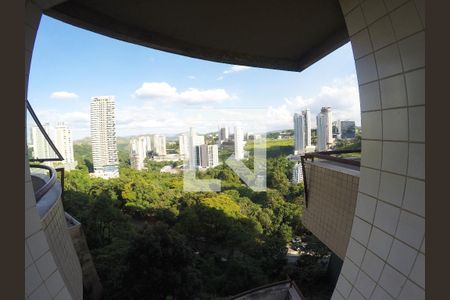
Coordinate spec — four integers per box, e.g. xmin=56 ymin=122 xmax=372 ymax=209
xmin=301 ymin=149 xmax=361 ymax=208
xmin=30 ymin=164 xmax=58 ymax=202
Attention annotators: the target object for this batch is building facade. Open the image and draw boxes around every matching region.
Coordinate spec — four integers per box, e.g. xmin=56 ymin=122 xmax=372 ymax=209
xmin=55 ymin=123 xmax=77 ymax=170
xmin=293 ymin=109 xmax=312 ymax=154
xmin=333 ymin=120 xmax=356 ymax=140
xmin=234 ymin=126 xmax=245 ymax=160
xmin=197 ymin=144 xmax=219 ymax=168
xmin=292 ymin=163 xmax=304 ymax=183
xmin=316 ymin=107 xmax=333 ymax=151
xmin=152 ymin=134 xmax=167 ymax=156
xmin=130 ymin=135 xmax=152 ymax=170
xmin=218 ymin=127 xmax=229 ymax=144
xmin=31 ymin=123 xmax=55 ymax=159
xmin=90 ymin=96 xmax=118 ymax=177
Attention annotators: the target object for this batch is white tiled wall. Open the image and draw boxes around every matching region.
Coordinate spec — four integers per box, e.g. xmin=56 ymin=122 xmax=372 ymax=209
xmin=334 ymin=0 xmax=425 ymax=299
xmin=25 ymin=1 xmax=76 ymax=299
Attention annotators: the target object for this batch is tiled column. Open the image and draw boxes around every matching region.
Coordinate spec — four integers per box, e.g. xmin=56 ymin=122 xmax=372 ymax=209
xmin=25 ymin=1 xmax=75 ymax=299
xmin=333 ymin=0 xmax=425 ymax=299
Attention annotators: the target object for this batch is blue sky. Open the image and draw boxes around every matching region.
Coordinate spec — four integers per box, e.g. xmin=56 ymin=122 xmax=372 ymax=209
xmin=28 ymin=15 xmax=360 ymax=140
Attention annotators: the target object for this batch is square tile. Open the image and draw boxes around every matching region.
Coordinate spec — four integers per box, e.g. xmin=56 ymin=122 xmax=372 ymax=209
xmin=25 ymin=180 xmax=36 ymax=210
xmin=351 ymin=29 xmax=373 ymax=59
xmin=340 ymin=0 xmax=360 ymax=15
xmin=372 ymin=285 xmax=395 ymax=300
xmin=351 ymin=216 xmax=372 ymax=245
xmin=361 ymin=111 xmax=382 ymax=139
xmin=395 ymin=210 xmax=425 ymax=249
xmin=383 ymin=108 xmax=409 ymax=141
xmin=45 ymin=270 xmax=64 ymax=297
xmin=355 ymin=270 xmax=376 ymax=298
xmin=346 ymin=6 xmax=366 ymax=36
xmin=368 ymin=227 xmax=394 ymax=259
xmin=347 ymin=238 xmax=366 ymax=265
xmin=374 ymin=201 xmax=401 ymax=235
xmin=355 ymin=193 xmax=377 ymax=222
xmin=349 ymin=288 xmax=365 ymax=300
xmin=408 ymin=106 xmax=425 ymax=142
xmin=387 ymin=239 xmax=418 ymax=275
xmin=55 ymin=287 xmax=72 ymax=300
xmin=379 ymin=264 xmax=407 ymax=298
xmin=379 ymin=172 xmax=406 ymax=206
xmin=361 ymin=0 xmax=387 ymax=24
xmin=336 ymin=274 xmax=353 ymax=298
xmin=380 ymin=74 xmax=407 ymax=108
xmin=342 ymin=258 xmax=360 ymax=283
xmin=369 ymin=15 xmax=396 ymax=50
xmin=27 ymin=231 xmax=49 ymax=260
xmin=405 ymin=68 xmax=425 ymax=105
xmin=361 ymin=140 xmax=382 ymax=168
xmin=359 ymin=81 xmax=381 ymax=111
xmin=356 ymin=54 xmax=378 ymax=84
xmin=403 ymin=177 xmax=425 ymax=217
xmin=407 ymin=143 xmax=425 ymax=179
xmin=399 ymin=31 xmax=425 ymax=71
xmin=359 ymin=167 xmax=380 ymax=197
xmin=414 ymin=0 xmax=425 ymax=25
xmin=398 ymin=280 xmax=425 ymax=300
xmin=25 ymin=207 xmax=42 ymax=238
xmin=331 ymin=291 xmax=345 ymax=300
xmin=410 ymin=253 xmax=425 ymax=288
xmin=29 ymin=283 xmax=51 ymax=300
xmin=375 ymin=43 xmax=403 ymax=78
xmin=25 ymin=244 xmax=33 ymax=268
xmin=420 ymin=238 xmax=425 ymax=253
xmin=382 ymin=141 xmax=408 ymax=174
xmin=25 ymin=264 xmax=42 ymax=295
xmin=390 ymin=1 xmax=423 ymax=39
xmin=361 ymin=250 xmax=385 ymax=281
xmin=35 ymin=252 xmax=58 ymax=280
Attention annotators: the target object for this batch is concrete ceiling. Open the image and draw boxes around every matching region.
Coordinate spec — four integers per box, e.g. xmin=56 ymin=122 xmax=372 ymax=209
xmin=45 ymin=0 xmax=349 ymax=72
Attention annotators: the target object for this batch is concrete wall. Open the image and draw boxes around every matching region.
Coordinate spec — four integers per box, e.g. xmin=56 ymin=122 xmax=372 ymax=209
xmin=332 ymin=0 xmax=425 ymax=299
xmin=302 ymin=161 xmax=359 ymax=260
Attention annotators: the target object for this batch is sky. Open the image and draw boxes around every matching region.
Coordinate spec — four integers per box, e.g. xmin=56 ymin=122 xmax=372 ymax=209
xmin=28 ymin=15 xmax=360 ymax=140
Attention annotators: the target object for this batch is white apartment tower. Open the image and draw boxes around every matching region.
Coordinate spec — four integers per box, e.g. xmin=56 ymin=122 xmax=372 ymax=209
xmin=152 ymin=134 xmax=167 ymax=156
xmin=292 ymin=163 xmax=304 ymax=183
xmin=130 ymin=135 xmax=152 ymax=170
xmin=180 ymin=130 xmax=204 ymax=161
xmin=316 ymin=107 xmax=333 ymax=152
xmin=197 ymin=144 xmax=219 ymax=168
xmin=234 ymin=126 xmax=245 ymax=160
xmin=31 ymin=123 xmax=55 ymax=159
xmin=55 ymin=123 xmax=76 ymax=170
xmin=293 ymin=109 xmax=312 ymax=154
xmin=90 ymin=96 xmax=118 ymax=174
xmin=218 ymin=127 xmax=229 ymax=144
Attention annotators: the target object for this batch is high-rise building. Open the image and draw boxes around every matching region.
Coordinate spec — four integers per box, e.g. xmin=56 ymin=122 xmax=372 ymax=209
xmin=292 ymin=163 xmax=304 ymax=183
xmin=316 ymin=107 xmax=333 ymax=151
xmin=197 ymin=144 xmax=219 ymax=168
xmin=234 ymin=126 xmax=245 ymax=160
xmin=218 ymin=127 xmax=229 ymax=144
xmin=31 ymin=123 xmax=55 ymax=159
xmin=334 ymin=120 xmax=356 ymax=139
xmin=130 ymin=135 xmax=152 ymax=170
xmin=90 ymin=96 xmax=119 ymax=177
xmin=55 ymin=122 xmax=77 ymax=170
xmin=183 ymin=128 xmax=206 ymax=169
xmin=152 ymin=134 xmax=167 ymax=156
xmin=293 ymin=108 xmax=312 ymax=154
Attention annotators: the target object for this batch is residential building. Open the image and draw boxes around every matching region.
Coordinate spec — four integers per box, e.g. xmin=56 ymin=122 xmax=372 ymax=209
xmin=130 ymin=135 xmax=152 ymax=170
xmin=197 ymin=144 xmax=219 ymax=168
xmin=218 ymin=127 xmax=229 ymax=144
xmin=316 ymin=107 xmax=333 ymax=151
xmin=152 ymin=134 xmax=167 ymax=156
xmin=90 ymin=96 xmax=119 ymax=178
xmin=293 ymin=109 xmax=312 ymax=154
xmin=291 ymin=163 xmax=303 ymax=183
xmin=31 ymin=123 xmax=55 ymax=159
xmin=234 ymin=126 xmax=245 ymax=160
xmin=55 ymin=122 xmax=77 ymax=170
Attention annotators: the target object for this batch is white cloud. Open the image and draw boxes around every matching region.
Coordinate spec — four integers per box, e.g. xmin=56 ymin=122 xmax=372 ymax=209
xmin=223 ymin=65 xmax=252 ymax=74
xmin=50 ymin=91 xmax=79 ymax=99
xmin=134 ymin=82 xmax=232 ymax=104
xmin=267 ymin=74 xmax=361 ymax=129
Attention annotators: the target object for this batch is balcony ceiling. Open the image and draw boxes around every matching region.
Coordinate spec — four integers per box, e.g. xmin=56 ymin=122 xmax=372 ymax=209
xmin=45 ymin=0 xmax=349 ymax=72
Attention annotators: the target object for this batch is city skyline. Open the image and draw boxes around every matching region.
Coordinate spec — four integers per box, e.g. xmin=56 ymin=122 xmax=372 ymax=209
xmin=28 ymin=16 xmax=360 ymax=140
